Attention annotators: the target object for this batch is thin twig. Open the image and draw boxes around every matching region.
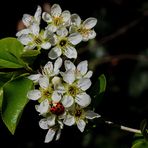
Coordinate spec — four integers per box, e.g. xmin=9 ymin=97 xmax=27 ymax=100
xmin=99 ymin=18 xmax=143 ymax=44
xmin=105 ymin=121 xmax=141 ymax=134
xmin=90 ymin=54 xmax=148 ymax=70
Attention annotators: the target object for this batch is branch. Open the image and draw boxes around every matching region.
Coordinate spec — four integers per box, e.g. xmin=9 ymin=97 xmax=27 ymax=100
xmin=89 ymin=54 xmax=148 ymax=70
xmin=105 ymin=120 xmax=141 ymax=134
xmin=99 ymin=18 xmax=143 ymax=44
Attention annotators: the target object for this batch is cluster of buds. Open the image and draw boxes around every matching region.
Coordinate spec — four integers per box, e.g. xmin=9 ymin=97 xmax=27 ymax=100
xmin=17 ymin=3 xmax=100 ymax=143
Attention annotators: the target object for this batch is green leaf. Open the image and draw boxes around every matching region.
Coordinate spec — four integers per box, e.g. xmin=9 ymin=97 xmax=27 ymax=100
xmin=90 ymin=74 xmax=106 ymax=107
xmin=1 ymin=77 xmax=33 ymax=134
xmin=0 ymin=37 xmax=23 ymax=57
xmin=21 ymin=50 xmax=40 ymax=66
xmin=0 ymin=37 xmax=25 ymax=69
xmin=132 ymin=139 xmax=148 ymax=148
xmin=21 ymin=50 xmax=40 ymax=57
xmin=0 ymin=72 xmax=14 ymax=87
xmin=98 ymin=74 xmax=106 ymax=94
xmin=140 ymin=119 xmax=148 ymax=140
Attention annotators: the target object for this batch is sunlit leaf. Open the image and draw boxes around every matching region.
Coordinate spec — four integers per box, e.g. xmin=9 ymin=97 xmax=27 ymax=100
xmin=1 ymin=77 xmax=33 ymax=134
xmin=21 ymin=50 xmax=40 ymax=57
xmin=0 ymin=37 xmax=25 ymax=69
xmin=0 ymin=37 xmax=23 ymax=57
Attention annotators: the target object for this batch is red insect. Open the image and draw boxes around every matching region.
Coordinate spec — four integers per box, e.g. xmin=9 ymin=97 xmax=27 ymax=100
xmin=50 ymin=102 xmax=65 ymax=116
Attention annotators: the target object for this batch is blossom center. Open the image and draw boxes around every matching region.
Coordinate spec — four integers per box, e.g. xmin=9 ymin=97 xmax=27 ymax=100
xmin=68 ymin=85 xmax=79 ymax=97
xmin=50 ymin=102 xmax=65 ymax=115
xmin=39 ymin=86 xmax=53 ymax=102
xmin=78 ymin=28 xmax=90 ymax=37
xmin=59 ymin=39 xmax=67 ymax=47
xmin=75 ymin=109 xmax=82 ymax=117
xmin=34 ymin=36 xmax=43 ymax=45
xmin=53 ymin=17 xmax=63 ymax=26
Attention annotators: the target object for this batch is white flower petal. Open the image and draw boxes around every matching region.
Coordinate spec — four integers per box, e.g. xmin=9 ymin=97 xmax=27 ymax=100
xmin=52 ymin=77 xmax=61 ymax=88
xmin=51 ymin=4 xmax=62 ymax=17
xmin=77 ymin=60 xmax=88 ymax=76
xmin=48 ymin=46 xmax=62 ymax=59
xmin=24 ymin=45 xmax=36 ymax=50
xmin=62 ymin=70 xmax=75 ymax=84
xmin=28 ymin=74 xmax=42 ymax=83
xmin=84 ymin=71 xmax=93 ymax=78
xmin=44 ymin=61 xmax=53 ymax=75
xmin=85 ymin=110 xmax=101 ymax=119
xmin=58 ymin=120 xmax=64 ymax=129
xmin=63 ymin=114 xmax=75 ymax=126
xmin=39 ymin=76 xmax=49 ymax=89
xmin=77 ymin=78 xmax=91 ymax=91
xmin=69 ymin=26 xmax=77 ymax=34
xmin=56 ymin=27 xmax=68 ymax=37
xmin=64 ymin=45 xmax=77 ymax=59
xmin=55 ymin=129 xmax=61 ymax=141
xmin=82 ymin=36 xmax=89 ymax=42
xmin=48 ymin=34 xmax=58 ymax=45
xmin=18 ymin=34 xmax=33 ymax=45
xmin=77 ymin=119 xmax=86 ymax=132
xmin=68 ymin=33 xmax=82 ymax=45
xmin=39 ymin=118 xmax=48 ymax=129
xmin=88 ymin=30 xmax=96 ymax=39
xmin=30 ymin=23 xmax=40 ymax=35
xmin=47 ymin=115 xmax=56 ymax=126
xmin=34 ymin=5 xmax=42 ymax=24
xmin=45 ymin=128 xmax=56 ymax=143
xmin=56 ymin=84 xmax=66 ymax=94
xmin=54 ymin=57 xmax=62 ymax=73
xmin=42 ymin=12 xmax=52 ymax=23
xmin=62 ymin=95 xmax=74 ymax=108
xmin=41 ymin=42 xmax=51 ymax=50
xmin=22 ymin=14 xmax=33 ymax=27
xmin=75 ymin=92 xmax=91 ymax=107
xmin=16 ymin=29 xmax=31 ymax=37
xmin=36 ymin=99 xmax=49 ymax=115
xmin=71 ymin=14 xmax=81 ymax=26
xmin=83 ymin=17 xmax=97 ymax=29
xmin=46 ymin=24 xmax=57 ymax=33
xmin=52 ymin=91 xmax=61 ymax=102
xmin=61 ymin=10 xmax=71 ymax=22
xmin=27 ymin=90 xmax=41 ymax=100
xmin=64 ymin=60 xmax=76 ymax=71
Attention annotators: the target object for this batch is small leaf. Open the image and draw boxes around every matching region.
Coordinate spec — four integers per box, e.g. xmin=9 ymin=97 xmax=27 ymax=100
xmin=0 ymin=37 xmax=25 ymax=69
xmin=1 ymin=77 xmax=33 ymax=134
xmin=21 ymin=50 xmax=40 ymax=65
xmin=90 ymin=74 xmax=106 ymax=107
xmin=98 ymin=74 xmax=106 ymax=94
xmin=21 ymin=50 xmax=40 ymax=57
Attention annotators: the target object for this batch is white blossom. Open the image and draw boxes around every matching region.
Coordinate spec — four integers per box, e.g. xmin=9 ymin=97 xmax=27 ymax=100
xmin=48 ymin=28 xmax=82 ymax=59
xmin=70 ymin=14 xmax=97 ymax=41
xmin=63 ymin=106 xmax=100 ymax=132
xmin=42 ymin=4 xmax=71 ymax=33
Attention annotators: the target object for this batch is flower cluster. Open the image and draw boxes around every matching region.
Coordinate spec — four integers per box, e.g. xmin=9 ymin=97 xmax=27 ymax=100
xmin=18 ymin=3 xmax=100 ymax=143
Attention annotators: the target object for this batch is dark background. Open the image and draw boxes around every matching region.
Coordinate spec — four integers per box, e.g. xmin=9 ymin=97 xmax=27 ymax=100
xmin=0 ymin=0 xmax=148 ymax=147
